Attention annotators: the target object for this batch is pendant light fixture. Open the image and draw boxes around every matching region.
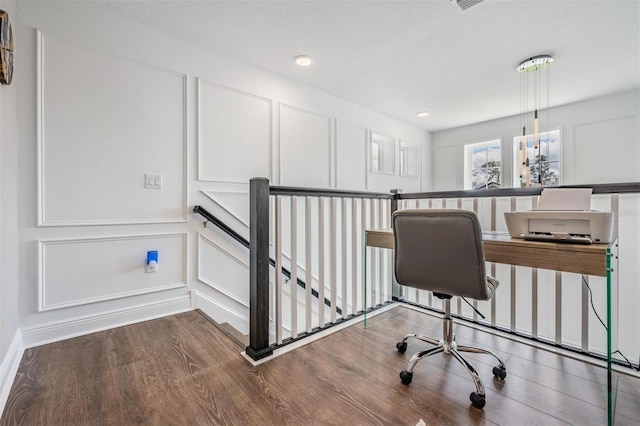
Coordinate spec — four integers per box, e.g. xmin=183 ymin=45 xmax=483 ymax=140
xmin=517 ymin=54 xmax=553 ymax=187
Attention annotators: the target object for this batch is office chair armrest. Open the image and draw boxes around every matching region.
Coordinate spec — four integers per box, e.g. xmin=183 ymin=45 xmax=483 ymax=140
xmin=486 ymin=276 xmax=499 ymax=300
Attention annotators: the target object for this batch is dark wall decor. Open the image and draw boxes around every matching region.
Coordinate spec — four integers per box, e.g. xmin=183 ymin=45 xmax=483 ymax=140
xmin=0 ymin=9 xmax=14 ymax=85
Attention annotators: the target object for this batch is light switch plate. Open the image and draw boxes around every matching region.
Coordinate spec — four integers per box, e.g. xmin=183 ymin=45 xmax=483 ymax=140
xmin=145 ymin=174 xmax=162 ymax=189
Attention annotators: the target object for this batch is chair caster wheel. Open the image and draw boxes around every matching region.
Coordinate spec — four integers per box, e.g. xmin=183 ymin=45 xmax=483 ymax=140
xmin=396 ymin=341 xmax=407 ymax=353
xmin=493 ymin=365 xmax=507 ymax=380
xmin=399 ymin=370 xmax=413 ymax=385
xmin=470 ymin=392 xmax=485 ymax=409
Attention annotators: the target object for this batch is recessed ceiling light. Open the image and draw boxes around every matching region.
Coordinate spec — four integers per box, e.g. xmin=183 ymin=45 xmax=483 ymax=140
xmin=295 ymin=55 xmax=312 ymax=66
xmin=416 ymin=111 xmax=430 ymax=118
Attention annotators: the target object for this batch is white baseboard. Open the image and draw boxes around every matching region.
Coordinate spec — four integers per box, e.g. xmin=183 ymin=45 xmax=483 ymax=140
xmin=0 ymin=330 xmax=24 ymax=417
xmin=193 ymin=290 xmax=249 ymax=335
xmin=21 ymin=295 xmax=193 ymax=349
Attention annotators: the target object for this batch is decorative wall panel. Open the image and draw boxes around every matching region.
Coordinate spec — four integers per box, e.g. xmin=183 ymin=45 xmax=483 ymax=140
xmin=434 ymin=145 xmax=459 ymax=190
xmin=198 ymin=79 xmax=272 ymax=183
xmin=38 ymin=33 xmax=187 ymax=225
xmin=280 ymin=105 xmax=331 ymax=188
xmin=39 ymin=233 xmax=188 ymax=311
xmin=200 ymin=190 xmax=250 ymax=228
xmin=574 ymin=116 xmax=639 ymax=183
xmin=335 ymin=120 xmax=367 ymax=191
xmin=197 ymin=233 xmax=249 ymax=307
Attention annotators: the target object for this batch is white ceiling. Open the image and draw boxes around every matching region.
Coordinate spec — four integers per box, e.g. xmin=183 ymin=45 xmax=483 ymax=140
xmin=92 ymin=0 xmax=640 ymax=132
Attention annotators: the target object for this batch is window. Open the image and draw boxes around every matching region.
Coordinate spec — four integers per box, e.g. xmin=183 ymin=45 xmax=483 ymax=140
xmin=369 ymin=133 xmax=395 ymax=174
xmin=370 ymin=140 xmax=381 ymax=172
xmin=464 ymin=139 xmax=501 ymax=190
xmin=512 ymin=129 xmax=561 ymax=187
xmin=399 ymin=142 xmax=419 ymax=178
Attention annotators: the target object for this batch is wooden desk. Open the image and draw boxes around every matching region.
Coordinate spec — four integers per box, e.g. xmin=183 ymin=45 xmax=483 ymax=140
xmin=365 ymin=229 xmax=609 ymax=276
xmin=366 ymin=227 xmax=615 ymax=424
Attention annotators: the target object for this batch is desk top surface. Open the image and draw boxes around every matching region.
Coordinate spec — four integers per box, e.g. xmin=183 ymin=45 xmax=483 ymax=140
xmin=366 ymin=228 xmax=609 ymax=251
xmin=365 ymin=228 xmax=611 ymax=276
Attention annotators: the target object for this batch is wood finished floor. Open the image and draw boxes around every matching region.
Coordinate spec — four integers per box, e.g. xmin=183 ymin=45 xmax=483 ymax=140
xmin=2 ymin=307 xmax=639 ymax=425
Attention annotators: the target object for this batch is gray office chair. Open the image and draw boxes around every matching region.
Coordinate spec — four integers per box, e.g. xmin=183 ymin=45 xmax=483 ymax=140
xmin=392 ymin=209 xmax=507 ymax=409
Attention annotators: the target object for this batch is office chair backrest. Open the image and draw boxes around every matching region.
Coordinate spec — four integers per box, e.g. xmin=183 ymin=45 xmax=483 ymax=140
xmin=392 ymin=209 xmax=491 ymax=300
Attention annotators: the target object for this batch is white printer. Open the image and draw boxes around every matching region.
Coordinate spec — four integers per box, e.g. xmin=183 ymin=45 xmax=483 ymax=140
xmin=504 ymin=188 xmax=615 ymax=244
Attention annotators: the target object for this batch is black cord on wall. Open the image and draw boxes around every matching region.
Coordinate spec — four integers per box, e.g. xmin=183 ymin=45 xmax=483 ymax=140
xmin=582 ymin=276 xmax=639 ymax=371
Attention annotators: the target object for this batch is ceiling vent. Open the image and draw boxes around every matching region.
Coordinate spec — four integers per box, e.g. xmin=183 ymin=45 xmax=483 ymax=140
xmin=454 ymin=0 xmax=484 ymax=11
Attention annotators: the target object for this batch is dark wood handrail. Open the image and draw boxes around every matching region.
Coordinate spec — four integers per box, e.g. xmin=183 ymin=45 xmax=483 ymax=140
xmin=396 ymin=182 xmax=640 ymax=200
xmin=270 ymin=185 xmax=392 ymax=199
xmin=193 ymin=205 xmax=249 ymax=248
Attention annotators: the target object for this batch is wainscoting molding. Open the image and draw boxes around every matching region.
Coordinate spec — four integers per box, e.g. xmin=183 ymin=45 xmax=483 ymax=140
xmin=197 ymin=78 xmax=272 ymax=183
xmin=0 ymin=331 xmax=23 ymax=416
xmin=37 ymin=31 xmax=188 ymax=226
xmin=38 ymin=233 xmax=188 ymax=312
xmin=434 ymin=144 xmax=460 ymax=190
xmin=335 ymin=119 xmax=367 ymax=191
xmin=573 ymin=115 xmax=640 ymax=183
xmin=197 ymin=232 xmax=249 ymax=307
xmin=200 ymin=190 xmax=250 ymax=228
xmin=279 ymin=104 xmax=332 ymax=188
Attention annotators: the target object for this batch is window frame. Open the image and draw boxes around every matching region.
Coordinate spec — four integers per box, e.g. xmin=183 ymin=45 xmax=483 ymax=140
xmin=369 ymin=132 xmax=395 ymax=175
xmin=463 ymin=138 xmax=502 ymax=190
xmin=399 ymin=141 xmax=420 ymax=178
xmin=512 ymin=128 xmax=562 ymax=188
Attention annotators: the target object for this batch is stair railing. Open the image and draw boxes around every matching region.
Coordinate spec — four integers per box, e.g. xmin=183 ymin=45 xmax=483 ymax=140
xmin=247 ymin=177 xmax=393 ymax=360
xmin=193 ymin=204 xmax=341 ymax=316
xmin=248 ymin=177 xmax=640 ymax=370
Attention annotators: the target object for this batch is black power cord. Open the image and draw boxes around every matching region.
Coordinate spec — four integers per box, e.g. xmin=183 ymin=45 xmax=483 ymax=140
xmin=461 ymin=297 xmax=486 ymax=320
xmin=582 ymin=276 xmax=640 ymax=371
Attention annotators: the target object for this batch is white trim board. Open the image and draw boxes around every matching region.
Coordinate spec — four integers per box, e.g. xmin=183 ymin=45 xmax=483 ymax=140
xmin=21 ymin=295 xmax=192 ymax=349
xmin=193 ymin=290 xmax=249 ymax=336
xmin=0 ymin=331 xmax=24 ymax=417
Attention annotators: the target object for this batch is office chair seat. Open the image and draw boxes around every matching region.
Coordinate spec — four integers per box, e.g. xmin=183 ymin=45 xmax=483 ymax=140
xmin=392 ymin=209 xmax=507 ymax=409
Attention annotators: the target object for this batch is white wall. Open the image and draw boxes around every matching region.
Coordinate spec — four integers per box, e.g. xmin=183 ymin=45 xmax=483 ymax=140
xmin=431 ymin=90 xmax=640 ymax=190
xmin=6 ymin=0 xmax=429 ymax=367
xmin=0 ymin=0 xmax=21 ymax=411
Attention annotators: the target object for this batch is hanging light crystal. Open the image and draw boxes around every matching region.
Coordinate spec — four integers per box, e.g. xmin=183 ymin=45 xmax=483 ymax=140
xmin=518 ymin=54 xmax=553 ymax=187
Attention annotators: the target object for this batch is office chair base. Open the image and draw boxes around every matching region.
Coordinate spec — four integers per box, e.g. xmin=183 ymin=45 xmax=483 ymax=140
xmin=492 ymin=365 xmax=507 ymax=380
xmin=399 ymin=367 xmax=491 ymax=408
xmin=396 ymin=333 xmax=440 ymax=353
xmin=399 ymin=370 xmax=413 ymax=384
xmin=469 ymin=392 xmax=485 ymax=409
xmin=396 ymin=335 xmax=507 ymax=409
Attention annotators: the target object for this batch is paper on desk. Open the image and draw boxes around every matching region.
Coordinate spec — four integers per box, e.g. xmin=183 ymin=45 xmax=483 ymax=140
xmin=536 ymin=188 xmax=592 ymax=211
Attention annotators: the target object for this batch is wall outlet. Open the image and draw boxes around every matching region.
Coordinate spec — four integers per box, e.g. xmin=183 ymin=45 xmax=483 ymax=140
xmin=146 ymin=250 xmax=158 ymax=273
xmin=145 ymin=174 xmax=162 ymax=189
